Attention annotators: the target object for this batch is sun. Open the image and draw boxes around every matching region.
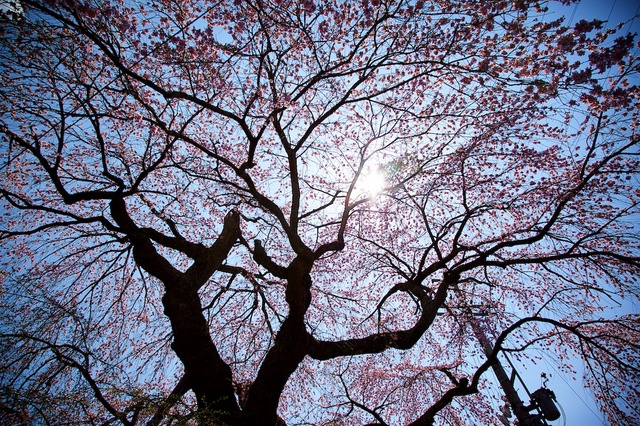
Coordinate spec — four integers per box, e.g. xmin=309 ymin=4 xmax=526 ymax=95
xmin=359 ymin=167 xmax=387 ymax=198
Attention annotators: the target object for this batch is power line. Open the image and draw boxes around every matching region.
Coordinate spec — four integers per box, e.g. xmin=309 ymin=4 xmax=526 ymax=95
xmin=536 ymin=348 xmax=605 ymax=424
xmin=566 ymin=2 xmax=578 ymax=26
xmin=605 ymin=0 xmax=617 ymax=29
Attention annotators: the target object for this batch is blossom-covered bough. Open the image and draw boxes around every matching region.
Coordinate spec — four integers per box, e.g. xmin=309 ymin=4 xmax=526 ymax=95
xmin=0 ymin=0 xmax=638 ymax=425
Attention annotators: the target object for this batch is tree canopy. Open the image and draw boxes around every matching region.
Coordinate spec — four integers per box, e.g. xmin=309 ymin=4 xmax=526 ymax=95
xmin=0 ymin=0 xmax=639 ymax=425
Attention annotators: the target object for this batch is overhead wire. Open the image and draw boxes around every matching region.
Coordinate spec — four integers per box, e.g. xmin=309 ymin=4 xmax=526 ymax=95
xmin=536 ymin=348 xmax=605 ymax=424
xmin=555 ymin=398 xmax=567 ymax=426
xmin=605 ymin=0 xmax=617 ymax=29
xmin=566 ymin=2 xmax=578 ymax=26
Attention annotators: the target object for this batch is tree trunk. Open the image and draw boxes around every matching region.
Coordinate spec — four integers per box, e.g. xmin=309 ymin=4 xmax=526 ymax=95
xmin=240 ymin=256 xmax=312 ymax=425
xmin=162 ymin=286 xmax=241 ymax=424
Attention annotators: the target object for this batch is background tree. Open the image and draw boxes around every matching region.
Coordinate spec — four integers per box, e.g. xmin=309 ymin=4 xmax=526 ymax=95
xmin=0 ymin=0 xmax=638 ymax=425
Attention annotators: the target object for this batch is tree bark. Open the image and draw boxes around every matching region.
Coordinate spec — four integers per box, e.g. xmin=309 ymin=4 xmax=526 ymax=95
xmin=162 ymin=286 xmax=241 ymax=424
xmin=240 ymin=256 xmax=312 ymax=425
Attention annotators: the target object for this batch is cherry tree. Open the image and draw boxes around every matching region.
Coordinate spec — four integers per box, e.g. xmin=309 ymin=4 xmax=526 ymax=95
xmin=0 ymin=0 xmax=638 ymax=425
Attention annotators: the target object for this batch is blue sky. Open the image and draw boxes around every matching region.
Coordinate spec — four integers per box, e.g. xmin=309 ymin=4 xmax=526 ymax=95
xmin=565 ymin=0 xmax=640 ymax=30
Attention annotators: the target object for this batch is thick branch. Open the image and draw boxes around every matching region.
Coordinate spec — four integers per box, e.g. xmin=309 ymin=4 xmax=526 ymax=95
xmin=307 ymin=272 xmax=456 ymax=360
xmin=253 ymin=239 xmax=288 ymax=279
xmin=183 ymin=209 xmax=241 ymax=290
xmin=146 ymin=373 xmax=191 ymax=426
xmin=241 ymin=255 xmax=313 ymax=425
xmin=109 ymin=198 xmax=181 ymax=285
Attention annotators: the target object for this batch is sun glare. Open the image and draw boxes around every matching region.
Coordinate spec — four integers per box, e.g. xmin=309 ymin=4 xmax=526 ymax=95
xmin=359 ymin=168 xmax=387 ymax=198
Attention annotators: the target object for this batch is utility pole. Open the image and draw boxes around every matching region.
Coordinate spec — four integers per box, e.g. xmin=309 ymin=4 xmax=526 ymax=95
xmin=441 ymin=282 xmax=560 ymax=425
xmin=468 ymin=316 xmax=545 ymax=426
